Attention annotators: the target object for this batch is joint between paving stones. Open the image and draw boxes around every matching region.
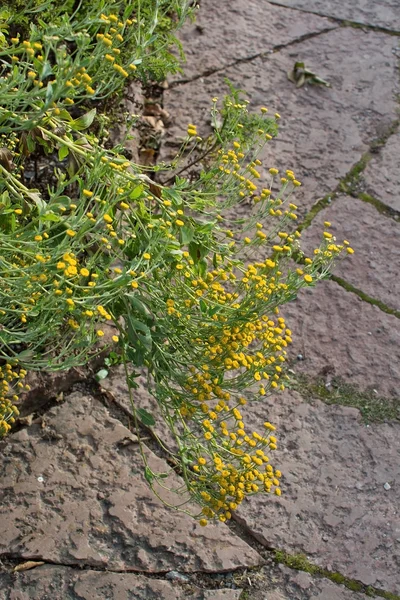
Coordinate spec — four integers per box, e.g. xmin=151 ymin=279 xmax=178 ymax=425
xmin=266 ymin=1 xmax=400 ymax=36
xmin=170 ymin=26 xmax=338 ymax=88
xmin=331 ymin=275 xmax=400 ymax=320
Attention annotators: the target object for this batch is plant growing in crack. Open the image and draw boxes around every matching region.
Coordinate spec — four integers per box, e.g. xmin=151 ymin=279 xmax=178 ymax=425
xmin=0 ymin=0 xmax=353 ymax=523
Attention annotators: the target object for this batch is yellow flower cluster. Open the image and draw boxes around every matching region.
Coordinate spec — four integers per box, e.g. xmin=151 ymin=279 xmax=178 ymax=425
xmin=0 ymin=363 xmax=27 ymax=435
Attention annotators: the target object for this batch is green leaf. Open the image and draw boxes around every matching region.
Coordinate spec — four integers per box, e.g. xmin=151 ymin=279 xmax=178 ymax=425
xmin=129 ymin=184 xmax=143 ymax=200
xmin=95 ymin=368 xmax=108 ymax=381
xmin=137 ymin=408 xmax=155 ymax=427
xmin=180 ymin=225 xmax=194 ymax=245
xmin=58 ymin=145 xmax=69 ymax=161
xmin=144 ymin=466 xmax=154 ymax=483
xmin=71 ymin=109 xmax=96 ymax=131
xmin=199 ymin=299 xmax=207 ymax=314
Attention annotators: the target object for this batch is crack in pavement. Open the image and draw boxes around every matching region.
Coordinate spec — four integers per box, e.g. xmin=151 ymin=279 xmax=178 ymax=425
xmin=169 ymin=25 xmax=338 ymax=88
xmin=266 ymin=1 xmax=400 ymax=36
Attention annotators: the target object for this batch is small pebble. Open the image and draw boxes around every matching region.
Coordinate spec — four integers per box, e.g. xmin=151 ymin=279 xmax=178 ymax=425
xmin=297 ymin=354 xmax=303 ymax=361
xmin=37 ymin=476 xmax=44 ymax=483
xmin=384 ymin=483 xmax=391 ymax=491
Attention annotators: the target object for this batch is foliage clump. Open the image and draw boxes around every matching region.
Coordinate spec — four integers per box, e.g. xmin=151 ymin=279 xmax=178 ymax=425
xmin=0 ymin=0 xmax=353 ymax=522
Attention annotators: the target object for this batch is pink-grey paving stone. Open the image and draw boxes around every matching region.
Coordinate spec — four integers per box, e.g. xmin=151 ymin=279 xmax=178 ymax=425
xmin=362 ymin=130 xmax=400 ymax=213
xmin=281 ymin=280 xmax=400 ymax=398
xmin=161 ymin=27 xmax=399 ymax=213
xmin=299 ymin=195 xmax=400 ymax=311
xmin=170 ymin=0 xmax=336 ymax=83
xmin=1 ymin=566 xmax=241 ymax=600
xmin=100 ymin=364 xmax=176 ymax=450
xmin=235 ymin=390 xmax=400 ymax=593
xmin=268 ymin=0 xmax=400 ymax=32
xmin=0 ymin=393 xmax=262 ymax=573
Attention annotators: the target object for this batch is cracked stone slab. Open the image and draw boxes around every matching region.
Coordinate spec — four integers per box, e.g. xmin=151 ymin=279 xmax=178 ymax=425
xmin=362 ymin=131 xmax=400 ymax=212
xmin=235 ymin=390 xmax=400 ymax=593
xmin=1 ymin=565 xmax=242 ymax=600
xmin=280 ymin=280 xmax=400 ymax=398
xmin=268 ymin=0 xmax=400 ymax=32
xmin=300 ymin=195 xmax=400 ymax=311
xmin=161 ymin=27 xmax=399 ymax=214
xmin=0 ymin=393 xmax=262 ymax=573
xmin=171 ymin=0 xmax=336 ymax=83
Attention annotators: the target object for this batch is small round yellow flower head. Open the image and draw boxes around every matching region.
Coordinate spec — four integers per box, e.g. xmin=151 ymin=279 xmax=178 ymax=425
xmin=143 ymin=253 xmax=151 ymax=260
xmin=83 ymin=189 xmax=93 ymax=198
xmin=324 ymin=221 xmax=331 ymax=227
xmin=269 ymin=168 xmax=279 ymax=175
xmin=97 ymin=330 xmax=105 ymax=337
xmin=80 ymin=268 xmax=90 ymax=277
xmin=199 ymin=519 xmax=208 ymax=526
xmin=274 ymin=112 xmax=281 ymax=119
xmin=304 ymin=274 xmax=313 ymax=283
xmin=66 ymin=229 xmax=76 ymax=237
xmin=261 ymin=107 xmax=268 ymax=113
xmin=112 ymin=335 xmax=119 ymax=343
xmin=346 ymin=247 xmax=354 ymax=254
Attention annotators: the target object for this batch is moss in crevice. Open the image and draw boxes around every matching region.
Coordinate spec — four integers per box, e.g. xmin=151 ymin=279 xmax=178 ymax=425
xmin=340 ymin=19 xmax=400 ymax=37
xmin=356 ymin=192 xmax=400 ymax=222
xmin=338 ymin=151 xmax=372 ymax=194
xmin=274 ymin=550 xmax=400 ymax=600
xmin=332 ymin=275 xmax=400 ymax=319
xmin=288 ymin=373 xmax=400 ymax=423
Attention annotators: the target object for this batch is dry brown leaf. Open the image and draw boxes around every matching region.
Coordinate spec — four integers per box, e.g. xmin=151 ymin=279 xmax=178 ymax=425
xmin=14 ymin=561 xmax=45 ymax=572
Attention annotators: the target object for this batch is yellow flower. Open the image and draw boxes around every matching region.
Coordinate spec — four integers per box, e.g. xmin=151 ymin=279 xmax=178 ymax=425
xmin=103 ymin=215 xmax=113 ymax=224
xmin=143 ymin=253 xmax=151 ymax=260
xmin=66 ymin=229 xmax=76 ymax=237
xmin=80 ymin=268 xmax=90 ymax=277
xmin=304 ymin=274 xmax=313 ymax=283
xmin=112 ymin=335 xmax=119 ymax=343
xmin=83 ymin=189 xmax=93 ymax=198
xmin=346 ymin=247 xmax=354 ymax=254
xmin=97 ymin=330 xmax=105 ymax=337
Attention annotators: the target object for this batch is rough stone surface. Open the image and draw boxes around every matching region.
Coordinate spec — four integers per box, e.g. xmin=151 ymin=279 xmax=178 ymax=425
xmin=363 ymin=131 xmax=400 ymax=212
xmin=236 ymin=390 xmax=400 ymax=592
xmin=281 ymin=280 xmax=400 ymax=398
xmin=1 ymin=566 xmax=242 ymax=600
xmin=162 ymin=27 xmax=399 ymax=213
xmin=268 ymin=0 xmax=400 ymax=31
xmin=0 ymin=393 xmax=262 ymax=573
xmin=172 ymin=0 xmax=335 ymax=82
xmin=300 ymin=195 xmax=400 ymax=311
xmin=99 ymin=365 xmax=176 ymax=450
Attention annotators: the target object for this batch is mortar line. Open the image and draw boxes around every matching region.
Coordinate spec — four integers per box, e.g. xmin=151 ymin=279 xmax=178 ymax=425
xmin=170 ymin=25 xmax=338 ymax=88
xmin=266 ymin=1 xmax=400 ymax=36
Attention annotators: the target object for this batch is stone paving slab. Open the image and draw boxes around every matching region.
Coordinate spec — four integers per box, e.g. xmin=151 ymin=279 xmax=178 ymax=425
xmin=363 ymin=130 xmax=400 ymax=212
xmin=1 ymin=565 xmax=242 ymax=600
xmin=171 ymin=0 xmax=335 ymax=82
xmin=236 ymin=390 xmax=400 ymax=593
xmin=268 ymin=0 xmax=400 ymax=32
xmin=300 ymin=195 xmax=400 ymax=311
xmin=281 ymin=280 xmax=400 ymax=398
xmin=0 ymin=393 xmax=262 ymax=573
xmin=161 ymin=27 xmax=399 ymax=214
xmin=99 ymin=365 xmax=176 ymax=450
